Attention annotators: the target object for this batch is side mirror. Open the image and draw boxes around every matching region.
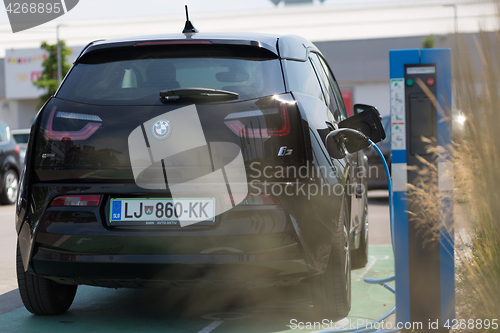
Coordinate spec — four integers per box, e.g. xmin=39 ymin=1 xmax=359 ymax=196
xmin=325 ymin=128 xmax=370 ymax=159
xmin=340 ymin=104 xmax=386 ymax=144
xmin=353 ymin=104 xmax=374 ymax=115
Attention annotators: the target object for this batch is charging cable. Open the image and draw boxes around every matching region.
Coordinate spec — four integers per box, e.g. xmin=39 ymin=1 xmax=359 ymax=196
xmin=320 ymin=139 xmax=399 ymax=333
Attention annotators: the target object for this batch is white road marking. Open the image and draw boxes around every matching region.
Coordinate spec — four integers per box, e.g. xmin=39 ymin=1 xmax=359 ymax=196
xmin=198 ymin=320 xmax=224 ymax=333
xmin=199 ymin=312 xmax=253 ymax=332
xmin=201 ymin=312 xmax=253 ymax=321
xmin=354 ymin=256 xmax=377 ymax=282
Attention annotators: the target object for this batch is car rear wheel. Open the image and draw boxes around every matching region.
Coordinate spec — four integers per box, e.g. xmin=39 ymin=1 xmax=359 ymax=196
xmin=17 ymin=243 xmax=77 ymax=315
xmin=351 ymin=213 xmax=368 ymax=269
xmin=0 ymin=169 xmax=18 ymax=205
xmin=310 ymin=196 xmax=351 ymax=320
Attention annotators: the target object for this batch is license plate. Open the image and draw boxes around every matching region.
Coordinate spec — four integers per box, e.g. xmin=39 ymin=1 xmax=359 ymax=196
xmin=109 ymin=198 xmax=215 ymax=226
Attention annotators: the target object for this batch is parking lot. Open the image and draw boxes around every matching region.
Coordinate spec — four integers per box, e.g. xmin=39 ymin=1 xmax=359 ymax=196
xmin=0 ymin=191 xmax=394 ymax=333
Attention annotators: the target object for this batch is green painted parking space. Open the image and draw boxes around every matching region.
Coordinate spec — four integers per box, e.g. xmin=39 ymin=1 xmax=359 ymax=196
xmin=0 ymin=246 xmax=394 ymax=333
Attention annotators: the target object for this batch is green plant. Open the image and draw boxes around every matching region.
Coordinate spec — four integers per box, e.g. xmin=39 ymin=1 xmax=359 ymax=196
xmin=32 ymin=41 xmax=71 ymax=109
xmin=422 ymin=34 xmax=436 ymax=49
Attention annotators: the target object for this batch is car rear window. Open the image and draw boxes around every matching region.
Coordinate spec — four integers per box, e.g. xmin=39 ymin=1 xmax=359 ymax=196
xmin=57 ymin=44 xmax=285 ymax=105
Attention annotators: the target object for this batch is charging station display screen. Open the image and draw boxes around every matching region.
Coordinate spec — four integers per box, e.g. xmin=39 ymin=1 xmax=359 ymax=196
xmin=410 ymin=93 xmax=435 ymax=155
xmin=405 ymin=65 xmax=437 ymax=157
xmin=407 ymin=66 xmax=436 ymax=75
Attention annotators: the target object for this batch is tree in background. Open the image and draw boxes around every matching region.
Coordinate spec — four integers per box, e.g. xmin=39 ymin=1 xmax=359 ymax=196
xmin=33 ymin=41 xmax=71 ymax=109
xmin=422 ymin=34 xmax=436 ymax=48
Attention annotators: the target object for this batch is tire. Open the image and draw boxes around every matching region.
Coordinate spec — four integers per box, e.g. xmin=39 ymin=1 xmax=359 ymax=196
xmin=310 ymin=196 xmax=351 ymax=320
xmin=351 ymin=213 xmax=368 ymax=269
xmin=0 ymin=169 xmax=18 ymax=205
xmin=16 ymin=243 xmax=77 ymax=315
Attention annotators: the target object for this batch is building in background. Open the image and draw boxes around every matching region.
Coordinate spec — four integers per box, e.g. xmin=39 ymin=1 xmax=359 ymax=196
xmin=0 ymin=0 xmax=496 ymax=129
xmin=0 ymin=46 xmax=81 ymax=129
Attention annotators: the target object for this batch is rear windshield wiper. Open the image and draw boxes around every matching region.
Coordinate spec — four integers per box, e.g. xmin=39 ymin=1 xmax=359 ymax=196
xmin=160 ymin=88 xmax=239 ymax=102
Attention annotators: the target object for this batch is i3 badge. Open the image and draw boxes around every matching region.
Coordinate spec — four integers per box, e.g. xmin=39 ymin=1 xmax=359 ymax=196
xmin=151 ymin=119 xmax=171 ymax=140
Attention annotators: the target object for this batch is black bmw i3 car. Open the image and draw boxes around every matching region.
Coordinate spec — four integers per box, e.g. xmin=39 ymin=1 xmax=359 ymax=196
xmin=16 ymin=28 xmax=384 ymax=319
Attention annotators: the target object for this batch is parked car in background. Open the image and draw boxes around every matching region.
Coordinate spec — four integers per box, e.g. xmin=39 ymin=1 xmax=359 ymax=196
xmin=365 ymin=116 xmax=391 ymax=189
xmin=0 ymin=122 xmax=21 ymax=204
xmin=11 ymin=128 xmax=30 ymax=165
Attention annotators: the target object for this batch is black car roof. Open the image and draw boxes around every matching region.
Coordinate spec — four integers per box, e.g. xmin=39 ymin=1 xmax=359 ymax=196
xmin=76 ymin=32 xmax=319 ymax=62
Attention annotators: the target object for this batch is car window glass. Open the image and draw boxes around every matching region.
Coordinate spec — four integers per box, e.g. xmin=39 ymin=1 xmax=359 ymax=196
xmin=309 ymin=53 xmax=341 ymax=123
xmin=284 ymin=59 xmax=324 ymax=103
xmin=316 ymin=54 xmax=348 ymax=120
xmin=57 ymin=45 xmax=284 ymax=106
xmin=332 ymin=83 xmax=348 ymax=120
xmin=0 ymin=123 xmax=9 ymax=143
xmin=330 ymin=79 xmax=348 ymax=120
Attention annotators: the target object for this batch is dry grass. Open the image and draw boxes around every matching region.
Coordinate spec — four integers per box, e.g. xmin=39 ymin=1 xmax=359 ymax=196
xmin=406 ymin=143 xmax=441 ymax=249
xmin=403 ymin=15 xmax=500 ymax=332
xmin=451 ymin=27 xmax=500 ymax=330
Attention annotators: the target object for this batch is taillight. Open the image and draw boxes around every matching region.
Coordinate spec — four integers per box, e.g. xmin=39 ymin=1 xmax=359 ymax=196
xmin=50 ymin=195 xmax=101 ymax=207
xmin=224 ymin=103 xmax=291 ymax=138
xmin=45 ymin=107 xmax=102 ymax=141
xmin=15 ymin=145 xmax=19 ymax=154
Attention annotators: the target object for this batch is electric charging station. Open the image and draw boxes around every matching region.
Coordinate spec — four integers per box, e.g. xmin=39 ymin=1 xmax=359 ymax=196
xmin=389 ymin=49 xmax=454 ymax=332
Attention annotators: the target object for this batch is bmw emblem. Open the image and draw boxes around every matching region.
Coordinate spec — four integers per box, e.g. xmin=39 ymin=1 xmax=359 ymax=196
xmin=151 ymin=119 xmax=171 ymax=140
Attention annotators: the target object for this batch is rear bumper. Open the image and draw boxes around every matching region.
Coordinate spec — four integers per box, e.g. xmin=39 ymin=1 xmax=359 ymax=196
xmin=31 ymin=205 xmax=308 ymax=286
xmin=22 ymin=183 xmax=314 ymax=287
xmin=32 ymin=247 xmax=308 ymax=288
xmin=18 ymin=181 xmax=340 ymax=287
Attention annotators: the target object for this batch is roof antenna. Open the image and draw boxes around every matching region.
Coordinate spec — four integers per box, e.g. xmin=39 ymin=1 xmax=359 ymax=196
xmin=182 ymin=5 xmax=198 ymax=33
